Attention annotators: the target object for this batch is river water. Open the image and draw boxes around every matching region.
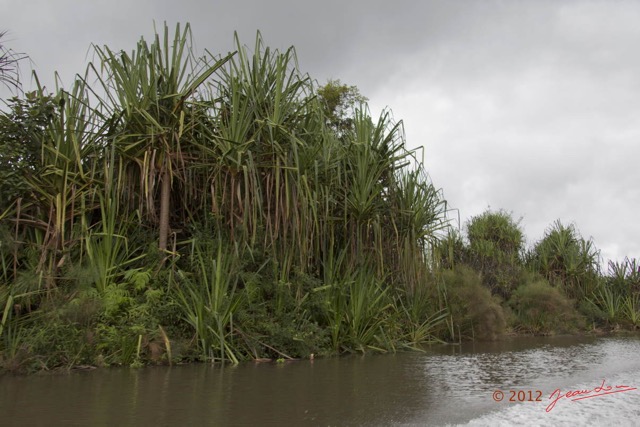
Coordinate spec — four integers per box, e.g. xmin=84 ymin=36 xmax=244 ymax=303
xmin=1 ymin=335 xmax=639 ymax=426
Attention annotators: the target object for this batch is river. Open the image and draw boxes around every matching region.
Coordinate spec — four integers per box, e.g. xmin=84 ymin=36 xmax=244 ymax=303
xmin=1 ymin=335 xmax=639 ymax=426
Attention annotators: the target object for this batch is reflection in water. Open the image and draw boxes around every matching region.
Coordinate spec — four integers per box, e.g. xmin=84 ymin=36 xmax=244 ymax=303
xmin=1 ymin=335 xmax=639 ymax=426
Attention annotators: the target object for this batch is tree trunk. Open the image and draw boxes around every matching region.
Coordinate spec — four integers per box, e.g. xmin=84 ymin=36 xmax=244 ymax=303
xmin=159 ymin=165 xmax=170 ymax=253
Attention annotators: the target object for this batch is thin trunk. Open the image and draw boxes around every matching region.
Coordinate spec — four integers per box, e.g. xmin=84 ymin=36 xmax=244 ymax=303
xmin=159 ymin=165 xmax=171 ymax=253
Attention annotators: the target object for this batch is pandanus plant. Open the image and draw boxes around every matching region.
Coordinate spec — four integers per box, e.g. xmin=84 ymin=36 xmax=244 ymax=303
xmin=0 ymin=23 xmax=453 ymax=364
xmin=0 ymin=31 xmax=24 ymax=91
xmin=530 ymin=220 xmax=600 ymax=300
xmin=15 ymin=78 xmax=106 ymax=286
xmin=93 ymin=23 xmax=235 ymax=254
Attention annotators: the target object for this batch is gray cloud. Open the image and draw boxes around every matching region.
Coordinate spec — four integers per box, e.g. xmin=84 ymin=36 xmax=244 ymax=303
xmin=2 ymin=0 xmax=639 ymax=263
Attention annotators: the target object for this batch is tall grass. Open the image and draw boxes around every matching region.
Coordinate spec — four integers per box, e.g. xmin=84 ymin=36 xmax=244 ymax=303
xmin=622 ymin=294 xmax=640 ymax=327
xmin=344 ymin=271 xmax=392 ymax=352
xmin=174 ymin=239 xmax=243 ymax=363
xmin=586 ymin=286 xmax=623 ymax=325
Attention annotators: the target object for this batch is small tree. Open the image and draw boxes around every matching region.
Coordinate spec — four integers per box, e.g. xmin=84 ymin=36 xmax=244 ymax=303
xmin=0 ymin=92 xmax=56 ymax=210
xmin=528 ymin=220 xmax=600 ymax=300
xmin=465 ymin=209 xmax=525 ymax=299
xmin=94 ymin=23 xmax=234 ymax=254
xmin=317 ymin=79 xmax=367 ymax=136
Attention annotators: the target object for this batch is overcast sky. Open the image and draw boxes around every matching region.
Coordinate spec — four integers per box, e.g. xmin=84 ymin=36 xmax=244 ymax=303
xmin=2 ymin=0 xmax=639 ymax=266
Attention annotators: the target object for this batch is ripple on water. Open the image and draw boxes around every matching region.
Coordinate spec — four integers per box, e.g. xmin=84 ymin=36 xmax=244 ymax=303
xmin=403 ymin=336 xmax=640 ymax=426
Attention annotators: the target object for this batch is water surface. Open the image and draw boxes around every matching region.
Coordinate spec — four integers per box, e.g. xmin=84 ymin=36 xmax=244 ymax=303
xmin=1 ymin=335 xmax=639 ymax=426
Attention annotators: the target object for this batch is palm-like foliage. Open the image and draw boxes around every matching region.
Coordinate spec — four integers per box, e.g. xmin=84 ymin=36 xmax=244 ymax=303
xmin=530 ymin=220 xmax=600 ymax=300
xmin=0 ymin=31 xmax=24 ymax=91
xmin=606 ymin=257 xmax=640 ymax=297
xmin=0 ymin=23 xmax=452 ymax=368
xmin=174 ymin=239 xmax=243 ymax=363
xmin=93 ymin=23 xmax=234 ymax=253
xmin=6 ymin=79 xmax=106 ymax=287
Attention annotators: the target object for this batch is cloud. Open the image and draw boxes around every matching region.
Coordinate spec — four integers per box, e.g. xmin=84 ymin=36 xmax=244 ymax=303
xmin=2 ymin=0 xmax=639 ymax=263
xmin=363 ymin=1 xmax=640 ymax=263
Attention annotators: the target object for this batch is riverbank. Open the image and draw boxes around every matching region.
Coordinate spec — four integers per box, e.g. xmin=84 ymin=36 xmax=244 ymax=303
xmin=2 ymin=335 xmax=640 ymax=426
xmin=3 ymin=328 xmax=639 ymax=377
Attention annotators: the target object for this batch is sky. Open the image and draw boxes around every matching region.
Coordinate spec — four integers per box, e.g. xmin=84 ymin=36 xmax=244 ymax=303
xmin=2 ymin=0 xmax=639 ymax=266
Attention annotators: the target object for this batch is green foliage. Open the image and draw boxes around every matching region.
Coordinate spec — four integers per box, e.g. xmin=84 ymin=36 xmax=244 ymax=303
xmin=0 ymin=31 xmax=24 ymax=90
xmin=321 ymin=269 xmax=394 ymax=353
xmin=0 ymin=93 xmax=56 ymax=209
xmin=605 ymin=257 xmax=640 ymax=298
xmin=397 ymin=287 xmax=448 ymax=347
xmin=93 ymin=22 xmax=235 ymax=253
xmin=93 ymin=273 xmax=171 ymax=366
xmin=84 ymin=201 xmax=131 ymax=294
xmin=59 ymin=288 xmax=102 ymax=327
xmin=440 ymin=266 xmax=506 ymax=341
xmin=622 ymin=294 xmax=640 ymax=327
xmin=529 ymin=220 xmax=600 ymax=300
xmin=0 ymin=290 xmax=96 ymax=373
xmin=317 ymin=79 xmax=368 ymax=135
xmin=580 ymin=258 xmax=640 ymax=328
xmin=173 ymin=239 xmax=244 ymax=363
xmin=434 ymin=228 xmax=466 ymax=270
xmin=231 ymin=253 xmax=331 ymax=359
xmin=6 ymin=21 xmax=638 ymax=373
xmin=465 ymin=209 xmax=525 ymax=299
xmin=468 ymin=210 xmax=524 ymax=255
xmin=509 ymin=276 xmax=585 ymax=335
xmin=236 ymin=304 xmax=330 ymax=360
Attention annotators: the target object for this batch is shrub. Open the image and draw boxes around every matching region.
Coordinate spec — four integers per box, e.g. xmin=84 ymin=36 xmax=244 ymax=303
xmin=440 ymin=266 xmax=506 ymax=341
xmin=509 ymin=277 xmax=585 ymax=335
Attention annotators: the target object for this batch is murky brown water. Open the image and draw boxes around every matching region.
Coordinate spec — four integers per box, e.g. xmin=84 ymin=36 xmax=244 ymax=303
xmin=1 ymin=335 xmax=639 ymax=426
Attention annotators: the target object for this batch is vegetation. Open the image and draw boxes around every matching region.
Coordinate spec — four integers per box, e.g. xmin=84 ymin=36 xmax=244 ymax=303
xmin=508 ymin=276 xmax=584 ymax=335
xmin=0 ymin=31 xmax=24 ymax=90
xmin=439 ymin=266 xmax=506 ymax=341
xmin=1 ymin=23 xmax=638 ymax=374
xmin=435 ymin=210 xmax=639 ymax=338
xmin=583 ymin=258 xmax=640 ymax=328
xmin=461 ymin=210 xmax=525 ymax=300
xmin=528 ymin=220 xmax=600 ymax=301
xmin=0 ymin=24 xmax=450 ymax=372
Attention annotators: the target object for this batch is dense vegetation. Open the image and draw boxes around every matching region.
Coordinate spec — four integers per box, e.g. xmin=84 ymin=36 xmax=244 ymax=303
xmin=1 ymin=25 xmax=638 ymax=373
